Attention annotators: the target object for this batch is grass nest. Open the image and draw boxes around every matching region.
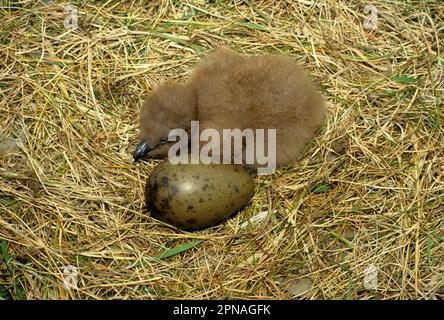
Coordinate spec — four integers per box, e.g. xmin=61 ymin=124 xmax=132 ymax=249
xmin=0 ymin=0 xmax=443 ymax=299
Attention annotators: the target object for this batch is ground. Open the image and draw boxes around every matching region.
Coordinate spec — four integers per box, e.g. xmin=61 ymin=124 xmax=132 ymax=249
xmin=0 ymin=0 xmax=443 ymax=299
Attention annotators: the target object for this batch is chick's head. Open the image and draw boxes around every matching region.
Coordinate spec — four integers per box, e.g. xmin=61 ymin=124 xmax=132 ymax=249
xmin=138 ymin=82 xmax=197 ymax=154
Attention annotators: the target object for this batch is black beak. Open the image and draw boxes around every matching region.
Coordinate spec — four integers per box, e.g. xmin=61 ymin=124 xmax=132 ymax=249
xmin=133 ymin=140 xmax=151 ymax=161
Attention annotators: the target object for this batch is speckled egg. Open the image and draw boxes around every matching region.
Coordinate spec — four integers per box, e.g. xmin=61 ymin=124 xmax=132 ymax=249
xmin=145 ymin=161 xmax=255 ymax=230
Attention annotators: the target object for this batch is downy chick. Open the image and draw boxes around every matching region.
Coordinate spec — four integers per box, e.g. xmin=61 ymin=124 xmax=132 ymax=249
xmin=134 ymin=47 xmax=326 ymax=170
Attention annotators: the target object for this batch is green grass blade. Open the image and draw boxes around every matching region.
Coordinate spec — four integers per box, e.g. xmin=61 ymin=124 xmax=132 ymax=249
xmin=389 ymin=76 xmax=418 ymax=83
xmin=312 ymin=184 xmax=331 ymax=194
xmin=238 ymin=22 xmax=268 ymax=31
xmin=0 ymin=239 xmax=13 ymax=274
xmin=154 ymin=240 xmax=203 ymax=260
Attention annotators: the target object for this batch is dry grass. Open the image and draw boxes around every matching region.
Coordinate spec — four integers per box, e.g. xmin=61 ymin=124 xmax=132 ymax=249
xmin=0 ymin=0 xmax=443 ymax=300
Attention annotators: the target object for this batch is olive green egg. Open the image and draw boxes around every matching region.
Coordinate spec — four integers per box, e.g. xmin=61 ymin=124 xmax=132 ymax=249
xmin=145 ymin=161 xmax=255 ymax=230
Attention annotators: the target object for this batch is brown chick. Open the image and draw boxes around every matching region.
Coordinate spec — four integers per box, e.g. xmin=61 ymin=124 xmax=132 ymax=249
xmin=134 ymin=47 xmax=326 ymax=170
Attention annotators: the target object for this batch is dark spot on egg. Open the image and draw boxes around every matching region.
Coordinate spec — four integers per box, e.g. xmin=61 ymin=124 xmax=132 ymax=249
xmin=199 ymin=198 xmax=204 ymax=203
xmin=233 ymin=186 xmax=240 ymax=193
xmin=160 ymin=197 xmax=171 ymax=210
xmin=160 ymin=176 xmax=169 ymax=187
xmin=148 ymin=180 xmax=159 ymax=201
xmin=187 ymin=205 xmax=194 ymax=211
xmin=202 ymin=184 xmax=209 ymax=191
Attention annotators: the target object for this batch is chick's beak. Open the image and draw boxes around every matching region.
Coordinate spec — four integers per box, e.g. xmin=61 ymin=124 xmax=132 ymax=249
xmin=133 ymin=140 xmax=151 ymax=161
